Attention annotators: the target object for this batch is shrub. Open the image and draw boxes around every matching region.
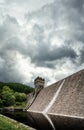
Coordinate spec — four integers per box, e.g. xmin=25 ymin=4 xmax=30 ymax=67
xmin=1 ymin=86 xmax=15 ymax=106
xmin=14 ymin=92 xmax=26 ymax=102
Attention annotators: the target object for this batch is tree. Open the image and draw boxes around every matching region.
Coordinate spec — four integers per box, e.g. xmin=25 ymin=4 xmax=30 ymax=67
xmin=14 ymin=92 xmax=26 ymax=102
xmin=0 ymin=82 xmax=34 ymax=94
xmin=0 ymin=98 xmax=3 ymax=107
xmin=1 ymin=86 xmax=16 ymax=106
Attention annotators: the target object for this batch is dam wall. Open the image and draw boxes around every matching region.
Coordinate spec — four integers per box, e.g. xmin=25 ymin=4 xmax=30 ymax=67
xmin=27 ymin=69 xmax=84 ymax=130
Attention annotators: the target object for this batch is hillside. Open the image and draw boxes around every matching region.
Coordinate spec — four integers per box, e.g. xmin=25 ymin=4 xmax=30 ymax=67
xmin=0 ymin=82 xmax=34 ymax=108
xmin=0 ymin=82 xmax=34 ymax=94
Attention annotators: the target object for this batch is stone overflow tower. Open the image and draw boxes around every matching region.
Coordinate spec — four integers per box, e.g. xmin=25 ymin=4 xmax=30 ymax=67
xmin=34 ymin=77 xmax=45 ymax=96
xmin=25 ymin=77 xmax=45 ymax=110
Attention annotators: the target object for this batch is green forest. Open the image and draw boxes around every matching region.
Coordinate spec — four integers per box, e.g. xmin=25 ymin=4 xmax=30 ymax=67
xmin=0 ymin=82 xmax=34 ymax=108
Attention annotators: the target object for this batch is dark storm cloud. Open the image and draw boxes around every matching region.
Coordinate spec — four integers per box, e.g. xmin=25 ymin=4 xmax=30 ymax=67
xmin=70 ymin=0 xmax=84 ymax=9
xmin=0 ymin=59 xmax=24 ymax=83
xmin=26 ymin=0 xmax=84 ymax=36
xmin=25 ymin=0 xmax=84 ymax=68
xmin=0 ymin=14 xmax=24 ymax=83
xmin=0 ymin=36 xmax=25 ymax=83
xmin=0 ymin=50 xmax=24 ymax=83
xmin=80 ymin=47 xmax=84 ymax=64
xmin=29 ymin=45 xmax=77 ymax=67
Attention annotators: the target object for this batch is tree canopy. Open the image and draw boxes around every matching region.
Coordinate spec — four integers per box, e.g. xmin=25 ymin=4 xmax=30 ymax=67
xmin=0 ymin=82 xmax=34 ymax=107
xmin=0 ymin=82 xmax=34 ymax=94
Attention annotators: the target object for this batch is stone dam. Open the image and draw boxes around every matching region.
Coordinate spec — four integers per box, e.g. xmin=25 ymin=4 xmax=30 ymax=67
xmin=27 ymin=69 xmax=84 ymax=130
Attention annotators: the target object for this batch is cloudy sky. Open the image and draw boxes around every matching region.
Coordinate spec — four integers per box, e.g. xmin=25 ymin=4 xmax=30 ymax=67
xmin=0 ymin=0 xmax=84 ymax=87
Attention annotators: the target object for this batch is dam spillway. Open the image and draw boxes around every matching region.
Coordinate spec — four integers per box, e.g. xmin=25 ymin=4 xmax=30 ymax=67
xmin=27 ymin=69 xmax=84 ymax=130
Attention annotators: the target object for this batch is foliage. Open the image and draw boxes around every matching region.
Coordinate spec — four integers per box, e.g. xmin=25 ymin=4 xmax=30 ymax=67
xmin=0 ymin=86 xmax=28 ymax=107
xmin=0 ymin=98 xmax=3 ymax=107
xmin=0 ymin=82 xmax=34 ymax=107
xmin=1 ymin=86 xmax=15 ymax=106
xmin=14 ymin=92 xmax=26 ymax=102
xmin=14 ymin=102 xmax=26 ymax=108
xmin=0 ymin=82 xmax=34 ymax=94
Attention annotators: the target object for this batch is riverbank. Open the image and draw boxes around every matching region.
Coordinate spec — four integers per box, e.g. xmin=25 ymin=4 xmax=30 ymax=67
xmin=0 ymin=114 xmax=36 ymax=130
xmin=0 ymin=107 xmax=24 ymax=112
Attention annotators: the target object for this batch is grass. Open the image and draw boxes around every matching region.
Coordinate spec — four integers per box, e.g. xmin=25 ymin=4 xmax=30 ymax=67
xmin=0 ymin=114 xmax=29 ymax=130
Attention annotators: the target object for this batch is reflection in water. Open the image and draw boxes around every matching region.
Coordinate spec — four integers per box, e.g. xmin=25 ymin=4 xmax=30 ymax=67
xmin=0 ymin=111 xmax=29 ymax=125
xmin=0 ymin=110 xmax=39 ymax=130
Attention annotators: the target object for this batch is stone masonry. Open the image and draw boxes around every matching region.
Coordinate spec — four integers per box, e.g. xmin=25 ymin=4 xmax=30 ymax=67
xmin=27 ymin=69 xmax=84 ymax=130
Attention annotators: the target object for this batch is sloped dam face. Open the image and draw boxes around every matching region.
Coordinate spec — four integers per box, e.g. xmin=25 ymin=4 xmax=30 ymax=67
xmin=27 ymin=69 xmax=84 ymax=130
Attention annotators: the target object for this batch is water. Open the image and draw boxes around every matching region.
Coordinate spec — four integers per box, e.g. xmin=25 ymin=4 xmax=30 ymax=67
xmin=0 ymin=110 xmax=29 ymax=125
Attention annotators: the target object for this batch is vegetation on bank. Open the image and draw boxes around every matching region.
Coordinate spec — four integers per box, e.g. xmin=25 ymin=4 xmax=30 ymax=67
xmin=0 ymin=82 xmax=34 ymax=108
xmin=0 ymin=114 xmax=30 ymax=130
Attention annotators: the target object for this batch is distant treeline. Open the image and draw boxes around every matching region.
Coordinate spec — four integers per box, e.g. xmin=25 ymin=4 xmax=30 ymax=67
xmin=0 ymin=82 xmax=34 ymax=94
